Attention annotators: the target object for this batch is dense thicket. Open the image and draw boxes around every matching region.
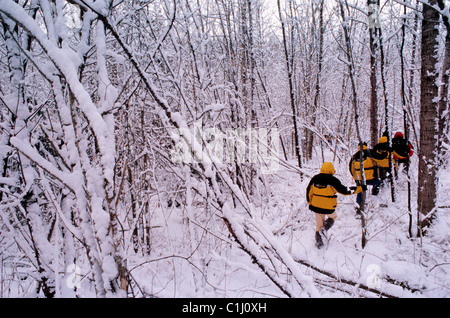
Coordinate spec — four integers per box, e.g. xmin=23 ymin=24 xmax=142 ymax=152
xmin=0 ymin=0 xmax=448 ymax=297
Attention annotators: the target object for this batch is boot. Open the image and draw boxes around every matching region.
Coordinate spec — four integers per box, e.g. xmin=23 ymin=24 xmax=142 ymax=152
xmin=372 ymin=183 xmax=380 ymax=195
xmin=315 ymin=231 xmax=324 ymax=249
xmin=323 ymin=218 xmax=335 ymax=231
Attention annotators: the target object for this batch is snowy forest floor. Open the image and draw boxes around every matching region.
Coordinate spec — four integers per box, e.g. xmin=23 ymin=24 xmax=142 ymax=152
xmin=118 ymin=150 xmax=450 ymax=299
xmin=11 ymin=151 xmax=446 ymax=298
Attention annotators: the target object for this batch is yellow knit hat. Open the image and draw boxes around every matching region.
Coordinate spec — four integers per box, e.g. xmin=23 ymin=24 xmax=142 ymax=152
xmin=320 ymin=162 xmax=335 ymax=175
xmin=379 ymin=136 xmax=388 ymax=143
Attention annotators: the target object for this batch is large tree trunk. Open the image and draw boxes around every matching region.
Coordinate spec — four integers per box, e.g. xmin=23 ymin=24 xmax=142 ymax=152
xmin=368 ymin=0 xmax=379 ymax=147
xmin=417 ymin=0 xmax=440 ymax=234
xmin=437 ymin=0 xmax=450 ymax=165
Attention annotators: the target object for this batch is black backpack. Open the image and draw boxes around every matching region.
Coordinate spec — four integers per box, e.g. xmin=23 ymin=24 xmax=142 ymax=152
xmin=392 ymin=138 xmax=409 ymax=158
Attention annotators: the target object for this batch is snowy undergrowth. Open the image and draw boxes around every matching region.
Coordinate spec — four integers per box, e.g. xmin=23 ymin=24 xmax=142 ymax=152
xmin=4 ymin=156 xmax=446 ymax=298
xmin=265 ymin=156 xmax=450 ymax=297
xmin=122 ymin=153 xmax=450 ymax=298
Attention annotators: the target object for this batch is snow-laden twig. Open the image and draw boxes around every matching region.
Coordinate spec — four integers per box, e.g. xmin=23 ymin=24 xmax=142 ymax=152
xmin=293 ymin=256 xmax=399 ymax=298
xmin=88 ymin=5 xmax=323 ymax=296
xmin=10 ymin=137 xmax=80 ymax=193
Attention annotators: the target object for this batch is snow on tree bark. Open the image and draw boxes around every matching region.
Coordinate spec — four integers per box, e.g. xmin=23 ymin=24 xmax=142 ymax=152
xmin=417 ymin=0 xmax=440 ymax=233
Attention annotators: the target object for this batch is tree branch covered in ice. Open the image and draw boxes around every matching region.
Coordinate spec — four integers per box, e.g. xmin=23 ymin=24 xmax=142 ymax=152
xmin=1 ymin=0 xmax=449 ymax=298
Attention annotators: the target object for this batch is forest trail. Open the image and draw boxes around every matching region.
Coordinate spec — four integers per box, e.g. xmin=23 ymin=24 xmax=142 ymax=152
xmin=262 ymin=159 xmax=450 ymax=297
xmin=1 ymin=0 xmax=449 ymax=299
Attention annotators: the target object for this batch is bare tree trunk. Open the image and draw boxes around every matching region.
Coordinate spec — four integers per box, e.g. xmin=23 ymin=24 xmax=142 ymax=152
xmin=400 ymin=2 xmax=412 ymax=238
xmin=338 ymin=0 xmax=367 ymax=248
xmin=368 ymin=0 xmax=379 ymax=147
xmin=417 ymin=0 xmax=440 ymax=234
xmin=437 ymin=0 xmax=450 ymax=165
xmin=311 ymin=0 xmax=325 ymax=161
xmin=278 ymin=0 xmax=303 ymax=178
xmin=377 ymin=12 xmax=396 ymax=202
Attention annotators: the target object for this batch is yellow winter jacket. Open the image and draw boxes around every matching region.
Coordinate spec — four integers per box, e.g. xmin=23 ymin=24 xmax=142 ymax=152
xmin=372 ymin=136 xmax=394 ymax=168
xmin=349 ymin=145 xmax=377 ymax=182
xmin=307 ymin=162 xmax=362 ymax=214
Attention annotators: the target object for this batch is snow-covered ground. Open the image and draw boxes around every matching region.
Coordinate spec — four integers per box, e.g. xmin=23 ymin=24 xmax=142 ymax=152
xmin=2 ymin=150 xmax=448 ymax=298
xmin=121 ymin=152 xmax=450 ymax=298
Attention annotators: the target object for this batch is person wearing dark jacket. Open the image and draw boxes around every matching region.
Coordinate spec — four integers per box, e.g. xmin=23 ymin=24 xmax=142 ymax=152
xmin=306 ymin=162 xmax=363 ymax=248
xmin=392 ymin=132 xmax=414 ymax=164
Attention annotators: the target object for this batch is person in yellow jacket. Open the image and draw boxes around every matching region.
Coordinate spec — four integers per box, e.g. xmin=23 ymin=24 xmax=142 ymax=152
xmin=371 ymin=135 xmax=395 ymax=181
xmin=349 ymin=143 xmax=381 ymax=207
xmin=306 ymin=162 xmax=364 ymax=248
xmin=349 ymin=143 xmax=377 ymax=183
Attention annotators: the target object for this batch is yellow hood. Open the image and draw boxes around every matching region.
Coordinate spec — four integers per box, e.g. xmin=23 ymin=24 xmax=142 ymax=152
xmin=320 ymin=162 xmax=335 ymax=175
xmin=379 ymin=136 xmax=388 ymax=143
